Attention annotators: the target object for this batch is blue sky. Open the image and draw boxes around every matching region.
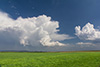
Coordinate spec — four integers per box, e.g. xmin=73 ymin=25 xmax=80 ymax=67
xmin=0 ymin=0 xmax=100 ymax=51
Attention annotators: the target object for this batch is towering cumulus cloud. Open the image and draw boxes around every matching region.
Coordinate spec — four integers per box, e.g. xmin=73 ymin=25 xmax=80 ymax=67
xmin=0 ymin=11 xmax=72 ymax=46
xmin=75 ymin=23 xmax=100 ymax=40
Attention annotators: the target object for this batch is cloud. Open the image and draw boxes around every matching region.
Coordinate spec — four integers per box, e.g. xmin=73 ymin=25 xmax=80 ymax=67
xmin=75 ymin=22 xmax=100 ymax=40
xmin=0 ymin=11 xmax=72 ymax=47
xmin=75 ymin=23 xmax=100 ymax=48
xmin=76 ymin=42 xmax=95 ymax=47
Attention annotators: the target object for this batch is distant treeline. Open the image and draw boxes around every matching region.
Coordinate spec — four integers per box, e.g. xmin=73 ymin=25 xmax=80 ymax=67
xmin=0 ymin=50 xmax=100 ymax=53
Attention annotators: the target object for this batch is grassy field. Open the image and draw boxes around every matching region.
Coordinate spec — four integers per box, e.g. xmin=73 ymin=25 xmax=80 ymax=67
xmin=0 ymin=52 xmax=100 ymax=67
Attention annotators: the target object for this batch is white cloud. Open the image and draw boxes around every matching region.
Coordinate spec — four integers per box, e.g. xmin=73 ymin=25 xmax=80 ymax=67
xmin=0 ymin=11 xmax=72 ymax=46
xmin=75 ymin=22 xmax=100 ymax=40
xmin=76 ymin=42 xmax=95 ymax=47
xmin=76 ymin=42 xmax=95 ymax=45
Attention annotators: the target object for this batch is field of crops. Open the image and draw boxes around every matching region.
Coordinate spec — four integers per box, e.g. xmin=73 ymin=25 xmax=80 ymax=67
xmin=0 ymin=52 xmax=100 ymax=67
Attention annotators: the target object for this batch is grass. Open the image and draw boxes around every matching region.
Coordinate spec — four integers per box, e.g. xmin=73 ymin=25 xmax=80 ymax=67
xmin=0 ymin=52 xmax=100 ymax=67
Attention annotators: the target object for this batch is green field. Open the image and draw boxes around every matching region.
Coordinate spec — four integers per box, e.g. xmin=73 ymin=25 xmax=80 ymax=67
xmin=0 ymin=52 xmax=100 ymax=67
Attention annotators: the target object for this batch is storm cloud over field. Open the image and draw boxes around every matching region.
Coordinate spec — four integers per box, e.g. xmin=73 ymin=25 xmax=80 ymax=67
xmin=0 ymin=11 xmax=73 ymax=47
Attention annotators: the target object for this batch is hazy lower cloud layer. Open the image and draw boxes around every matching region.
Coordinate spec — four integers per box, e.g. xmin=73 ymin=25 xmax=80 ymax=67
xmin=0 ymin=11 xmax=72 ymax=47
xmin=75 ymin=23 xmax=100 ymax=41
xmin=76 ymin=42 xmax=95 ymax=47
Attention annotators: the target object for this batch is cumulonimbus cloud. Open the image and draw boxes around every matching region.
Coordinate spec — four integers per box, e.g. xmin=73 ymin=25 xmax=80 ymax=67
xmin=75 ymin=22 xmax=100 ymax=40
xmin=0 ymin=11 xmax=73 ymax=46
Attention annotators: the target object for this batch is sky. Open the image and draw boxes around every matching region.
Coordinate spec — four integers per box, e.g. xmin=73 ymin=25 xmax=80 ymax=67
xmin=0 ymin=0 xmax=100 ymax=51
